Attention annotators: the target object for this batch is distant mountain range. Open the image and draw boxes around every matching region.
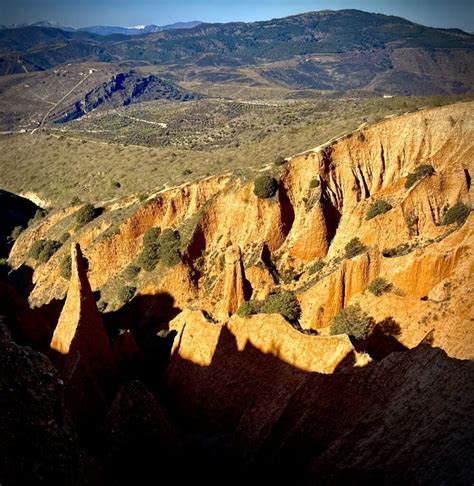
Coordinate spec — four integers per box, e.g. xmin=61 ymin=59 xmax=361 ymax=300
xmin=0 ymin=10 xmax=472 ymax=95
xmin=0 ymin=20 xmax=202 ymax=35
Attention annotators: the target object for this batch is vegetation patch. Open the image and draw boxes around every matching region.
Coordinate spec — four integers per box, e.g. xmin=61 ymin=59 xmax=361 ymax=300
xmin=75 ymin=203 xmax=102 ymax=227
xmin=382 ymin=242 xmax=414 ymax=258
xmin=159 ymin=229 xmax=182 ymax=267
xmin=309 ymin=177 xmax=320 ymax=188
xmin=344 ymin=237 xmax=367 ymax=259
xmin=261 ymin=291 xmax=301 ymax=324
xmin=137 ymin=227 xmax=161 ymax=271
xmin=9 ymin=225 xmax=24 ymax=242
xmin=368 ymin=277 xmax=392 ymax=296
xmin=60 ymin=255 xmax=72 ymax=280
xmin=29 ymin=239 xmax=61 ymax=263
xmin=405 ymin=164 xmax=435 ymax=188
xmin=236 ymin=291 xmax=301 ymax=324
xmin=28 ymin=208 xmax=49 ymax=227
xmin=274 ymin=155 xmax=287 ymax=166
xmin=118 ymin=285 xmax=136 ymax=303
xmin=137 ymin=227 xmax=182 ymax=270
xmin=236 ymin=300 xmax=263 ymax=317
xmin=442 ymin=202 xmax=470 ymax=226
xmin=253 ymin=175 xmax=279 ymax=199
xmin=308 ymin=260 xmax=325 ymax=275
xmin=330 ymin=304 xmax=373 ymax=339
xmin=123 ymin=264 xmax=141 ymax=280
xmin=366 ymin=199 xmax=393 ymax=220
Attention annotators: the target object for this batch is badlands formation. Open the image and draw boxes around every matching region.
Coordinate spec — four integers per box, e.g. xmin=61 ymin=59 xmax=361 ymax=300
xmin=2 ymin=101 xmax=474 ymax=483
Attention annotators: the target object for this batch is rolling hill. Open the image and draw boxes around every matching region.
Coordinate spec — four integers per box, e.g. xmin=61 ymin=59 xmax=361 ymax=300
xmin=0 ymin=10 xmax=473 ymax=94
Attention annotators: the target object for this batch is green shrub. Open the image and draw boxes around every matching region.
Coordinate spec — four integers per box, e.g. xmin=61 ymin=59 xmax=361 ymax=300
xmin=308 ymin=260 xmax=325 ymax=274
xmin=137 ymin=227 xmax=162 ymax=271
xmin=9 ymin=225 xmax=24 ymax=241
xmin=236 ymin=300 xmax=262 ymax=317
xmin=75 ymin=203 xmax=101 ymax=227
xmin=345 ymin=237 xmax=367 ymax=259
xmin=118 ymin=285 xmax=136 ymax=303
xmin=29 ymin=240 xmax=47 ymax=260
xmin=253 ymin=175 xmax=279 ymax=199
xmin=330 ymin=304 xmax=372 ymax=339
xmin=309 ymin=178 xmax=320 ymax=188
xmin=262 ymin=291 xmax=301 ymax=323
xmin=143 ymin=227 xmax=161 ymax=248
xmin=160 ymin=229 xmax=182 ymax=267
xmin=274 ymin=156 xmax=287 ymax=166
xmin=29 ymin=208 xmax=48 ymax=226
xmin=368 ymin=277 xmax=391 ymax=296
xmin=38 ymin=240 xmax=61 ymax=264
xmin=366 ymin=199 xmax=393 ymax=220
xmin=123 ymin=264 xmax=140 ymax=280
xmin=442 ymin=202 xmax=470 ymax=226
xmin=405 ymin=164 xmax=435 ymax=188
xmin=60 ymin=255 xmax=72 ymax=280
xmin=182 ymin=168 xmax=193 ymax=175
xmin=137 ymin=245 xmax=160 ymax=271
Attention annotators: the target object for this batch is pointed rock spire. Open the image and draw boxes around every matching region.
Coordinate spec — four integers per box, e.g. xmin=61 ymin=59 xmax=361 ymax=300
xmin=50 ymin=243 xmax=114 ymax=375
xmin=217 ymin=245 xmax=251 ymax=321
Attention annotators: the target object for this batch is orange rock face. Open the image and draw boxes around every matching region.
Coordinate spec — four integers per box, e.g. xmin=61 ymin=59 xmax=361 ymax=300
xmin=169 ymin=309 xmax=368 ymax=373
xmin=217 ymin=245 xmax=251 ymax=321
xmin=10 ymin=102 xmax=473 ymax=361
xmin=50 ymin=243 xmax=115 ymax=375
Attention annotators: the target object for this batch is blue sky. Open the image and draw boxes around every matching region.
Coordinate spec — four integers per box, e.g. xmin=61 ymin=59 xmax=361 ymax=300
xmin=1 ymin=0 xmax=473 ymax=31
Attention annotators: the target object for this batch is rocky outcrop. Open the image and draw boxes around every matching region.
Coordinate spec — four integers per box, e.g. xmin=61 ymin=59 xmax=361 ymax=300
xmin=168 ymin=309 xmax=368 ymax=374
xmin=0 ymin=321 xmax=99 ymax=484
xmin=50 ymin=243 xmax=115 ymax=376
xmin=299 ymin=250 xmax=381 ymax=329
xmin=164 ymin=312 xmax=474 ymax=483
xmin=217 ymin=245 xmax=251 ymax=321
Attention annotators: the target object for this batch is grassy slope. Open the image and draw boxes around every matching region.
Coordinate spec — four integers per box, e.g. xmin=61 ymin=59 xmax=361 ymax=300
xmin=0 ymin=93 xmax=473 ymax=207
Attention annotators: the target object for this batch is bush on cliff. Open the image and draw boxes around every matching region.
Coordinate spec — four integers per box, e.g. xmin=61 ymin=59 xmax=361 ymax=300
xmin=75 ymin=203 xmax=101 ymax=227
xmin=344 ymin=237 xmax=367 ymax=259
xmin=236 ymin=300 xmax=262 ymax=317
xmin=123 ymin=264 xmax=141 ymax=280
xmin=330 ymin=304 xmax=372 ymax=339
xmin=9 ymin=225 xmax=24 ymax=242
xmin=366 ymin=199 xmax=393 ymax=220
xmin=137 ymin=227 xmax=161 ymax=271
xmin=60 ymin=255 xmax=72 ymax=280
xmin=29 ymin=239 xmax=61 ymax=263
xmin=254 ymin=175 xmax=279 ymax=199
xmin=274 ymin=156 xmax=287 ymax=166
xmin=368 ymin=277 xmax=391 ymax=296
xmin=37 ymin=240 xmax=62 ymax=264
xmin=118 ymin=285 xmax=136 ymax=303
xmin=405 ymin=164 xmax=435 ymax=188
xmin=262 ymin=291 xmax=301 ymax=324
xmin=442 ymin=202 xmax=470 ymax=226
xmin=159 ymin=229 xmax=182 ymax=267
